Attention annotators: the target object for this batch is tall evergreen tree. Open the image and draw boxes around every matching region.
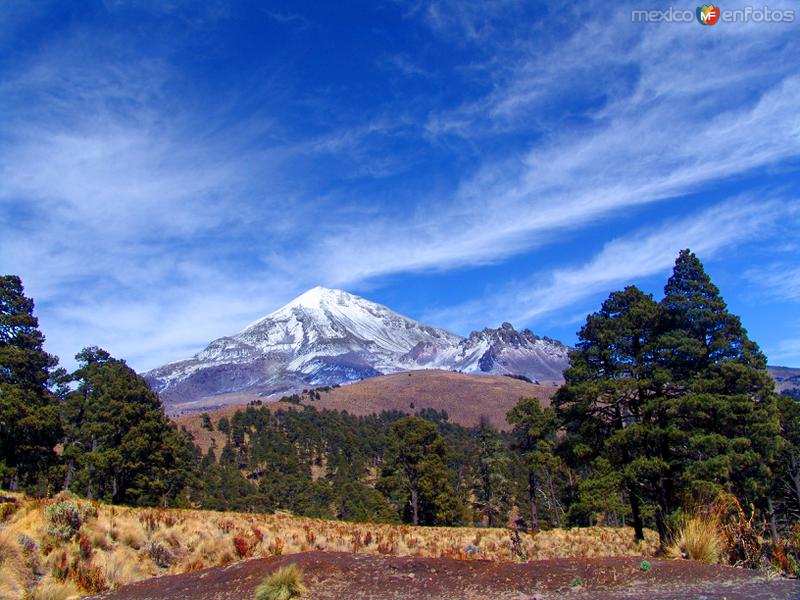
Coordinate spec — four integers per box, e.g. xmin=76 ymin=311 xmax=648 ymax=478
xmin=379 ymin=416 xmax=462 ymax=525
xmin=649 ymin=250 xmax=779 ymax=539
xmin=0 ymin=275 xmax=61 ymax=491
xmin=508 ymin=397 xmax=561 ymax=532
xmin=555 ymin=251 xmax=780 ymax=545
xmin=553 ymin=286 xmax=659 ymax=540
xmin=473 ymin=419 xmax=512 ymax=527
xmin=61 ymin=347 xmax=195 ymax=506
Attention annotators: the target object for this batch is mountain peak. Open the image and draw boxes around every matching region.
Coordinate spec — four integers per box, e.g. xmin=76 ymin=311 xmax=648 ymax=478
xmin=281 ymin=286 xmax=351 ymax=311
xmin=145 ymin=289 xmax=571 ymax=413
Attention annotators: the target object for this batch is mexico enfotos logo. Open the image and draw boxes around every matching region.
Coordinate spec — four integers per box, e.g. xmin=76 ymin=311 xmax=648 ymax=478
xmin=632 ymin=5 xmax=795 ymax=23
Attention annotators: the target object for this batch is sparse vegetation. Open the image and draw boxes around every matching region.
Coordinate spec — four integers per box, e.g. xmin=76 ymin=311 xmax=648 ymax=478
xmin=254 ymin=564 xmax=307 ymax=600
xmin=0 ymin=493 xmax=657 ymax=599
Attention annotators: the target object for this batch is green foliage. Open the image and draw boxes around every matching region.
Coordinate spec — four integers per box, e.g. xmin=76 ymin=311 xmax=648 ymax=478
xmin=639 ymin=559 xmax=651 ymax=572
xmin=254 ymin=564 xmax=307 ymax=600
xmin=567 ymin=457 xmax=628 ymax=527
xmin=61 ymin=347 xmax=197 ymax=506
xmin=555 ymin=250 xmax=781 ymax=545
xmin=200 ymin=413 xmax=214 ymax=431
xmin=473 ymin=419 xmax=513 ymax=527
xmin=217 ymin=416 xmax=230 ymax=434
xmin=0 ymin=275 xmax=61 ymax=491
xmin=380 ymin=416 xmax=464 ymax=526
xmin=1 ymin=265 xmax=791 ymax=546
xmin=508 ymin=397 xmax=564 ymax=531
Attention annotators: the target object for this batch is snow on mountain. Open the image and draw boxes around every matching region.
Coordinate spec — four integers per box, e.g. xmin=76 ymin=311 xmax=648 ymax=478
xmin=452 ymin=323 xmax=569 ymax=382
xmin=144 ymin=287 xmax=570 ymax=412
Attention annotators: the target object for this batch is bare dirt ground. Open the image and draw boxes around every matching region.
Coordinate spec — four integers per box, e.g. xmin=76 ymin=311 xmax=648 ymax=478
xmin=88 ymin=552 xmax=800 ymax=600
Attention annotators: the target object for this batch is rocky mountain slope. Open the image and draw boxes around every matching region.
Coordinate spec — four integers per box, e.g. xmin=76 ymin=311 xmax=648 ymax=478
xmin=769 ymin=365 xmax=800 ymax=395
xmin=144 ymin=287 xmax=571 ymax=413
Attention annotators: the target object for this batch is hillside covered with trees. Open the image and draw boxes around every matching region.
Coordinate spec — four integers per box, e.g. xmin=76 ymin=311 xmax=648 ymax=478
xmin=2 ymin=251 xmax=800 ymax=548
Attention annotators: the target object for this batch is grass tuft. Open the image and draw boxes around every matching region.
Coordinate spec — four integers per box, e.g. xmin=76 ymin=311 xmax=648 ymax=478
xmin=254 ymin=564 xmax=307 ymax=600
xmin=667 ymin=514 xmax=721 ymax=564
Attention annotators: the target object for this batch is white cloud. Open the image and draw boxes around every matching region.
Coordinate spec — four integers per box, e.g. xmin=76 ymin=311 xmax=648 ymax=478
xmin=748 ymin=265 xmax=800 ymax=303
xmin=2 ymin=3 xmax=799 ymax=372
xmin=423 ymin=197 xmax=793 ymax=332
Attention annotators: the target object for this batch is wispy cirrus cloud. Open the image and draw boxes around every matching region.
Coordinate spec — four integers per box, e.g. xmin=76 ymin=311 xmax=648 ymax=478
xmin=747 ymin=265 xmax=800 ymax=303
xmin=422 ymin=196 xmax=795 ymax=332
xmin=2 ymin=1 xmax=799 ymax=370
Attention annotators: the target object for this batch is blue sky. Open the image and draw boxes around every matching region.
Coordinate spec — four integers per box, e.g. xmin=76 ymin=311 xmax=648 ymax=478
xmin=1 ymin=0 xmax=799 ymax=372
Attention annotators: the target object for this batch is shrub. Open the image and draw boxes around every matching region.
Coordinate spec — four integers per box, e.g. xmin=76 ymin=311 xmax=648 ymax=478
xmin=234 ymin=535 xmax=255 ymax=558
xmin=51 ymin=551 xmax=70 ymax=581
xmin=712 ymin=494 xmax=763 ymax=568
xmin=639 ymin=559 xmax=651 ymax=572
xmin=668 ymin=494 xmax=763 ymax=566
xmin=44 ymin=499 xmax=96 ymax=542
xmin=45 ymin=501 xmax=83 ymax=541
xmin=268 ymin=538 xmax=284 ymax=556
xmin=73 ymin=563 xmax=108 ymax=593
xmin=78 ymin=533 xmax=93 ymax=560
xmin=17 ymin=533 xmax=39 ymax=554
xmin=254 ymin=564 xmax=307 ymax=600
xmin=0 ymin=501 xmax=19 ymax=522
xmin=570 ymin=576 xmax=583 ymax=588
xmin=145 ymin=541 xmax=175 ymax=568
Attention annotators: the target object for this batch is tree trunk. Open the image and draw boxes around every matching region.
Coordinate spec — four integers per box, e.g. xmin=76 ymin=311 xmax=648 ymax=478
xmin=655 ymin=501 xmax=669 ymax=551
xmin=529 ymin=472 xmax=540 ymax=533
xmin=791 ymin=455 xmax=800 ymax=514
xmin=63 ymin=459 xmax=74 ymax=491
xmin=410 ymin=488 xmax=419 ymax=526
xmin=767 ymin=495 xmax=779 ymax=541
xmin=547 ymin=471 xmax=561 ymax=527
xmin=629 ymin=488 xmax=645 ymax=542
xmin=9 ymin=470 xmax=18 ymax=492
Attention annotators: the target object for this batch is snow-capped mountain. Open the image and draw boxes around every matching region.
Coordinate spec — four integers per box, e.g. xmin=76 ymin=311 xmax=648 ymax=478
xmin=453 ymin=322 xmax=570 ymax=382
xmin=144 ymin=287 xmax=570 ymax=411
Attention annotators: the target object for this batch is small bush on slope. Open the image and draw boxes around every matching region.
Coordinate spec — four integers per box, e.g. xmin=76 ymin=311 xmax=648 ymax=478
xmin=254 ymin=564 xmax=307 ymax=600
xmin=44 ymin=495 xmax=97 ymax=542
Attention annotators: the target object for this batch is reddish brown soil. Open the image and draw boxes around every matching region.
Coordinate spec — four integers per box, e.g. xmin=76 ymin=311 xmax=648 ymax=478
xmin=88 ymin=552 xmax=799 ymax=600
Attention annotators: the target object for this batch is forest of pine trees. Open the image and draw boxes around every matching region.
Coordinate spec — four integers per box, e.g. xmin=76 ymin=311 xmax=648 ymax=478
xmin=2 ymin=250 xmax=800 ymax=543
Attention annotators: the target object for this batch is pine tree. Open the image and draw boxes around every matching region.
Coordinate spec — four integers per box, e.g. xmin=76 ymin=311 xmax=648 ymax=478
xmin=553 ymin=286 xmax=659 ymax=540
xmin=555 ymin=252 xmax=780 ymax=545
xmin=649 ymin=250 xmax=779 ymax=540
xmin=473 ymin=419 xmax=512 ymax=527
xmin=0 ymin=275 xmax=61 ymax=491
xmin=508 ymin=397 xmax=561 ymax=532
xmin=379 ymin=416 xmax=462 ymax=526
xmin=61 ymin=347 xmax=195 ymax=506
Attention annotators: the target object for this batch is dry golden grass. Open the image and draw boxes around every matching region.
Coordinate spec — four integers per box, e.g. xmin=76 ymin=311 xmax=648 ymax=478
xmin=0 ymin=492 xmax=657 ymax=599
xmin=0 ymin=529 xmax=29 ymax=599
xmin=667 ymin=514 xmax=722 ymax=563
xmin=25 ymin=578 xmax=81 ymax=600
